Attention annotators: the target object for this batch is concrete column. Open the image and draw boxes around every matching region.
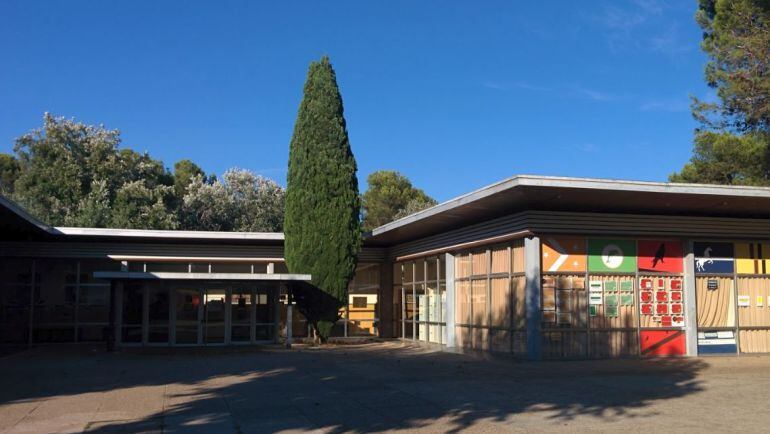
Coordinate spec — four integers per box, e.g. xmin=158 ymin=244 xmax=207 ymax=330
xmin=684 ymin=240 xmax=698 ymax=356
xmin=286 ymin=303 xmax=293 ymax=348
xmin=114 ymin=281 xmax=123 ymax=347
xmin=445 ymin=252 xmax=456 ymax=348
xmin=378 ymin=262 xmax=394 ymax=338
xmin=525 ymin=236 xmax=542 ymax=361
xmin=273 ymin=287 xmax=280 ymax=342
xmin=142 ymin=283 xmax=149 ymax=345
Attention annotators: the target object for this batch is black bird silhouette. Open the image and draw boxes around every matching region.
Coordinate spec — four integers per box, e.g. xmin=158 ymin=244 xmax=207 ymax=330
xmin=652 ymin=243 xmax=666 ymax=268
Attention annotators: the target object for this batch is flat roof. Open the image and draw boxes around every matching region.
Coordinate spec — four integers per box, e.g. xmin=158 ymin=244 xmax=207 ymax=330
xmin=93 ymin=271 xmax=311 ymax=281
xmin=55 ymin=227 xmax=284 ymax=241
xmin=0 ymin=195 xmax=51 ymax=239
xmin=7 ymin=175 xmax=770 ymax=247
xmin=366 ymin=175 xmax=770 ymax=245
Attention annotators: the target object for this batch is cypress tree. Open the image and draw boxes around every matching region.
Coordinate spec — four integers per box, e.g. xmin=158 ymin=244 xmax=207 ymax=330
xmin=285 ymin=56 xmax=361 ymax=342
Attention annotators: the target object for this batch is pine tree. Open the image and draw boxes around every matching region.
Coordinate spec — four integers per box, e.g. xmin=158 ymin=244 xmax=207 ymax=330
xmin=285 ymin=56 xmax=361 ymax=342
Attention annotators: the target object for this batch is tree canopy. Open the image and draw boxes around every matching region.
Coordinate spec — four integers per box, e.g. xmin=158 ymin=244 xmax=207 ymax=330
xmin=361 ymin=170 xmax=437 ymax=231
xmin=181 ymin=168 xmax=285 ymax=232
xmin=4 ymin=113 xmax=285 ymax=231
xmin=284 ymin=56 xmax=361 ymax=341
xmin=671 ymin=0 xmax=770 ymax=185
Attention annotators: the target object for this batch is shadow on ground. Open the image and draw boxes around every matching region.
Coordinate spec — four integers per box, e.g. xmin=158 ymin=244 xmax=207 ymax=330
xmin=0 ymin=342 xmax=707 ymax=433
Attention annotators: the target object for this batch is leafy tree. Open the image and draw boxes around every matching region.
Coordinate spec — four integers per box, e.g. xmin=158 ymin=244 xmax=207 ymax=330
xmin=362 ymin=170 xmax=437 ymax=230
xmin=669 ymin=131 xmax=768 ymax=185
xmin=671 ymin=0 xmax=770 ymax=185
xmin=12 ymin=113 xmax=178 ymax=227
xmin=0 ymin=153 xmax=19 ymax=195
xmin=173 ymin=159 xmax=207 ymax=199
xmin=393 ymin=196 xmax=439 ymax=220
xmin=693 ymin=0 xmax=770 ymax=132
xmin=285 ymin=56 xmax=361 ymax=342
xmin=64 ymin=179 xmax=111 ymax=227
xmin=111 ymin=181 xmax=178 ymax=229
xmin=181 ymin=168 xmax=285 ymax=232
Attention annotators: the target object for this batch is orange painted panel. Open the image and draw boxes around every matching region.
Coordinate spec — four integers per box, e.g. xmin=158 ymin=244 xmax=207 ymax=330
xmin=542 ymin=237 xmax=586 ymax=273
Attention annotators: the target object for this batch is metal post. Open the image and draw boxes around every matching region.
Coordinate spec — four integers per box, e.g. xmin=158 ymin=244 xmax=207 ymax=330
xmin=273 ymin=287 xmax=280 ymax=343
xmin=28 ymin=259 xmax=36 ymax=346
xmin=683 ymin=241 xmax=698 ymax=356
xmin=525 ymin=236 xmax=542 ymax=361
xmin=286 ymin=303 xmax=293 ymax=348
xmin=114 ymin=281 xmax=123 ymax=347
xmin=445 ymin=252 xmax=456 ymax=348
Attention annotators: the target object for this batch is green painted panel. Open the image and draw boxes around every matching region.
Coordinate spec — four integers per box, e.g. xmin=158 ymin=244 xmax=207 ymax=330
xmin=588 ymin=239 xmax=637 ymax=273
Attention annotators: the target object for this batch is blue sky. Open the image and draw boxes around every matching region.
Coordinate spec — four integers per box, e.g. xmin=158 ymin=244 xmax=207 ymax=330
xmin=0 ymin=1 xmax=709 ymax=202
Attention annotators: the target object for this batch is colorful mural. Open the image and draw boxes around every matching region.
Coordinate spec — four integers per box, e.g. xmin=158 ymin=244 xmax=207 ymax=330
xmin=587 ymin=239 xmax=637 ymax=273
xmin=541 ymin=237 xmax=586 ymax=272
xmin=694 ymin=242 xmax=734 ymax=274
xmin=735 ymin=242 xmax=770 ymax=275
xmin=638 ymin=240 xmax=683 ymax=273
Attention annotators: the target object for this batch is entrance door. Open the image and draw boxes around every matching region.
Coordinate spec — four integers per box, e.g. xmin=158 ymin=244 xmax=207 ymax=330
xmin=231 ymin=288 xmax=253 ymax=343
xmin=255 ymin=288 xmax=274 ymax=341
xmin=174 ymin=288 xmax=201 ymax=345
xmin=203 ymin=288 xmax=227 ymax=344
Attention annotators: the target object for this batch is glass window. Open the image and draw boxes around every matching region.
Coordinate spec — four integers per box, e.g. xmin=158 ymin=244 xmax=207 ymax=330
xmin=427 ymin=258 xmax=438 ymax=282
xmin=174 ymin=288 xmax=200 ymax=344
xmin=211 ymin=263 xmax=251 ymax=274
xmin=231 ymin=289 xmax=252 ymax=342
xmin=121 ymin=283 xmax=143 ymax=343
xmin=33 ymin=259 xmax=76 ymax=343
xmin=148 ymin=285 xmax=170 ymax=343
xmin=78 ymin=285 xmax=109 ymax=323
xmin=471 ymin=279 xmax=488 ymax=326
xmin=471 ymin=250 xmax=488 ymax=276
xmin=273 ymin=262 xmax=289 ymax=273
xmin=146 ymin=262 xmax=189 ymax=273
xmin=79 ymin=259 xmax=121 ymax=284
xmin=190 ymin=263 xmax=210 ymax=273
xmin=455 ymin=254 xmax=471 ymax=279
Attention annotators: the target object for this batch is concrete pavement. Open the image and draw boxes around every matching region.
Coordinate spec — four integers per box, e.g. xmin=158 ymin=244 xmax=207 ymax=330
xmin=1 ymin=342 xmax=769 ymax=432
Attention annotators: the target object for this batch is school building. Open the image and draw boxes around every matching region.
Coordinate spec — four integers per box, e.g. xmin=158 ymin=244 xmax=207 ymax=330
xmin=3 ymin=174 xmax=770 ymax=359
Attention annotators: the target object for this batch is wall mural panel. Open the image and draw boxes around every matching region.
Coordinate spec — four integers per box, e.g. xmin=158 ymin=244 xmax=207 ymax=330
xmin=637 ymin=240 xmax=683 ymax=273
xmin=736 ymin=242 xmax=770 ymax=275
xmin=587 ymin=239 xmax=637 ymax=273
xmin=541 ymin=237 xmax=586 ymax=273
xmin=694 ymin=242 xmax=734 ymax=274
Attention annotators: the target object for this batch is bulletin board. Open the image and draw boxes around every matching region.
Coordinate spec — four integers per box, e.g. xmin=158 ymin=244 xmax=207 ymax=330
xmin=638 ymin=275 xmax=685 ymax=329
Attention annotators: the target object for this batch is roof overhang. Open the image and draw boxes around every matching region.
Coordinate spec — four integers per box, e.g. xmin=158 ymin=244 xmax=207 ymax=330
xmin=367 ymin=175 xmax=770 ymax=246
xmin=53 ymin=227 xmax=284 ymax=244
xmin=93 ymin=271 xmax=311 ymax=281
xmin=0 ymin=195 xmax=53 ymax=240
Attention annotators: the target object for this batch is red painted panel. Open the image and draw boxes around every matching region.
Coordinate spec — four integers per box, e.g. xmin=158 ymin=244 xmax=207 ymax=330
xmin=640 ymin=330 xmax=686 ymax=356
xmin=638 ymin=240 xmax=684 ymax=273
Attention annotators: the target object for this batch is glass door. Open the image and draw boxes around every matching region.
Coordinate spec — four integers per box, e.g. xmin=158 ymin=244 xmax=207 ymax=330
xmin=203 ymin=288 xmax=227 ymax=344
xmin=254 ymin=288 xmax=274 ymax=341
xmin=231 ymin=288 xmax=252 ymax=343
xmin=174 ymin=288 xmax=201 ymax=345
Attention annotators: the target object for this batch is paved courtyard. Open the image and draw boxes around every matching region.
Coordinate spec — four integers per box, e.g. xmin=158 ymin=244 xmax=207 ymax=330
xmin=1 ymin=342 xmax=770 ymax=433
